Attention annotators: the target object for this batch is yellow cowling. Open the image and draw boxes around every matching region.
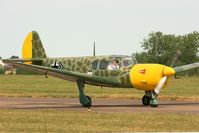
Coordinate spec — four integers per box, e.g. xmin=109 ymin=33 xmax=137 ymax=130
xmin=129 ymin=64 xmax=175 ymax=91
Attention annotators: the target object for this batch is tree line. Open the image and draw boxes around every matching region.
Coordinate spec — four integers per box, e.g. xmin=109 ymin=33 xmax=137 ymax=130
xmin=135 ymin=31 xmax=199 ymax=67
xmin=134 ymin=31 xmax=199 ymax=75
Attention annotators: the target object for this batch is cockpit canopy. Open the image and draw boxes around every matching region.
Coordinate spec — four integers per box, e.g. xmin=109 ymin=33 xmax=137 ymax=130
xmin=91 ymin=56 xmax=136 ymax=70
xmin=122 ymin=57 xmax=134 ymax=67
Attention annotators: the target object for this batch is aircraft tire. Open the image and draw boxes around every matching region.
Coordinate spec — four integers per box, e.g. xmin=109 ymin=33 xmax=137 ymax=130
xmin=83 ymin=96 xmax=92 ymax=107
xmin=142 ymin=95 xmax=150 ymax=106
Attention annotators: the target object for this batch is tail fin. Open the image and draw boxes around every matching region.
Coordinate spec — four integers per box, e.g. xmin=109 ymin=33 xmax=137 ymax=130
xmin=22 ymin=31 xmax=47 ymax=60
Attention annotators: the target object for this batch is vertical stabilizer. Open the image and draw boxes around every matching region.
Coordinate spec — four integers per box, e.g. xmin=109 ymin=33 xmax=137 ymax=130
xmin=22 ymin=31 xmax=47 ymax=60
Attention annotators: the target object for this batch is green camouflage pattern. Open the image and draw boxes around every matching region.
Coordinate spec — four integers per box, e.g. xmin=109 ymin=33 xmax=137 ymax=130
xmin=41 ymin=55 xmax=134 ymax=87
xmin=32 ymin=31 xmax=47 ymax=59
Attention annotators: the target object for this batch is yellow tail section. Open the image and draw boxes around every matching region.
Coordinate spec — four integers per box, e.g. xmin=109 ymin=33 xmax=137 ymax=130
xmin=22 ymin=32 xmax=33 ymax=59
xmin=22 ymin=31 xmax=47 ymax=64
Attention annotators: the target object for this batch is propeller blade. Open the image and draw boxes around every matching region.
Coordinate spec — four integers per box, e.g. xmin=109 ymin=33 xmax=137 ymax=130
xmin=154 ymin=76 xmax=167 ymax=95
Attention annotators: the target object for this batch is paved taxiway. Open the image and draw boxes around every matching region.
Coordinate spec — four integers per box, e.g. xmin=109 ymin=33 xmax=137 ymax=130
xmin=0 ymin=97 xmax=199 ymax=113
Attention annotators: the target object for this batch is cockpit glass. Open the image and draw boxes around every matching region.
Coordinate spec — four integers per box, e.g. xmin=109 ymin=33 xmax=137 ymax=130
xmin=91 ymin=61 xmax=98 ymax=70
xmin=99 ymin=61 xmax=109 ymax=70
xmin=122 ymin=58 xmax=133 ymax=67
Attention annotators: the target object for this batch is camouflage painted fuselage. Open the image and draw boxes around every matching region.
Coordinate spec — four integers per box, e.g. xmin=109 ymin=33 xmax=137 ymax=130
xmin=41 ymin=55 xmax=135 ymax=87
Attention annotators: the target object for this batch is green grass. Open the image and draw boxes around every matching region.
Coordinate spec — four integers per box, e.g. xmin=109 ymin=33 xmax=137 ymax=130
xmin=0 ymin=75 xmax=199 ymax=100
xmin=0 ymin=75 xmax=199 ymax=101
xmin=0 ymin=110 xmax=199 ymax=132
xmin=0 ymin=75 xmax=199 ymax=132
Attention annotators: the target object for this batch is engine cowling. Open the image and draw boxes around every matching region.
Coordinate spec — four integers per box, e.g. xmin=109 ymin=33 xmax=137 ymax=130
xmin=129 ymin=64 xmax=175 ymax=90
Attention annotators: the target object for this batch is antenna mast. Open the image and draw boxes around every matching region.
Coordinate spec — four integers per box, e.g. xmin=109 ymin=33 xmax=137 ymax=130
xmin=93 ymin=41 xmax=96 ymax=56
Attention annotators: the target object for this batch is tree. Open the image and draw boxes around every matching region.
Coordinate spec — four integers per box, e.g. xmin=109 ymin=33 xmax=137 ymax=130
xmin=179 ymin=32 xmax=199 ymax=64
xmin=136 ymin=31 xmax=199 ymax=66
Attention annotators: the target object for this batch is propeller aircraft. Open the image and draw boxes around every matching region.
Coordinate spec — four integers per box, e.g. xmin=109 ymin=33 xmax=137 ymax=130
xmin=3 ymin=31 xmax=199 ymax=107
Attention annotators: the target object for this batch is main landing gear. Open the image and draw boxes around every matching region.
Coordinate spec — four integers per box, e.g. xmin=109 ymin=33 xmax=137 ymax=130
xmin=142 ymin=91 xmax=158 ymax=107
xmin=76 ymin=81 xmax=158 ymax=108
xmin=76 ymin=80 xmax=92 ymax=107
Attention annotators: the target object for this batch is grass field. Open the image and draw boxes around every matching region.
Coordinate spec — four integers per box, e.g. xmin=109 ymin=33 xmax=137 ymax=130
xmin=0 ymin=75 xmax=199 ymax=132
xmin=0 ymin=110 xmax=199 ymax=132
xmin=0 ymin=75 xmax=199 ymax=101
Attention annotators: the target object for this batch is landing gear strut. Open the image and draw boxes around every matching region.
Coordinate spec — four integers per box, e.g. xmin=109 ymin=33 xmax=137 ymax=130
xmin=76 ymin=80 xmax=92 ymax=107
xmin=142 ymin=91 xmax=158 ymax=107
xmin=150 ymin=92 xmax=158 ymax=107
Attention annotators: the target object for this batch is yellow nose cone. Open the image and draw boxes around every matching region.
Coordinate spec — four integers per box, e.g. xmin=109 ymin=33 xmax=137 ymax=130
xmin=163 ymin=66 xmax=175 ymax=77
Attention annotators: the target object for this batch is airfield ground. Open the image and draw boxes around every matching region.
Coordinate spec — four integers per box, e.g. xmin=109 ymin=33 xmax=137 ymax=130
xmin=1 ymin=109 xmax=199 ymax=132
xmin=0 ymin=75 xmax=199 ymax=100
xmin=0 ymin=75 xmax=199 ymax=132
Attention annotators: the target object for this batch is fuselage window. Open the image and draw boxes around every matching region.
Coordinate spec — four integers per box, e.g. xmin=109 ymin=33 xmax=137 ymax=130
xmin=99 ymin=61 xmax=109 ymax=70
xmin=91 ymin=61 xmax=98 ymax=70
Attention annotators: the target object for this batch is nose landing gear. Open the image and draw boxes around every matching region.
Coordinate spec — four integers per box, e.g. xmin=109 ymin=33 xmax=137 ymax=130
xmin=142 ymin=91 xmax=158 ymax=107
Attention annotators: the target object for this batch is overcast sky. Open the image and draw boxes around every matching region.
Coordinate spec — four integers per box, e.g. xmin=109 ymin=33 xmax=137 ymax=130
xmin=0 ymin=0 xmax=198 ymax=58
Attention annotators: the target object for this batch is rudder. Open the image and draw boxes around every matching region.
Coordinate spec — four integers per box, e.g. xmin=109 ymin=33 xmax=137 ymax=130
xmin=22 ymin=31 xmax=47 ymax=59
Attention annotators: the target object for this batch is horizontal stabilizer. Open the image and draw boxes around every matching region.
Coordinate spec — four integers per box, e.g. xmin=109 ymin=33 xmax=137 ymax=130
xmin=3 ymin=58 xmax=43 ymax=65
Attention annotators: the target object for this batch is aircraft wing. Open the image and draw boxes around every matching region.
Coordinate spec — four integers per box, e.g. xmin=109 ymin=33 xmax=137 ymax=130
xmin=173 ymin=62 xmax=199 ymax=74
xmin=3 ymin=60 xmax=121 ymax=87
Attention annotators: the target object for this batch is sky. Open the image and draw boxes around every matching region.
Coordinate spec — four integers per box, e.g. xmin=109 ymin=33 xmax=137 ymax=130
xmin=0 ymin=0 xmax=199 ymax=58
